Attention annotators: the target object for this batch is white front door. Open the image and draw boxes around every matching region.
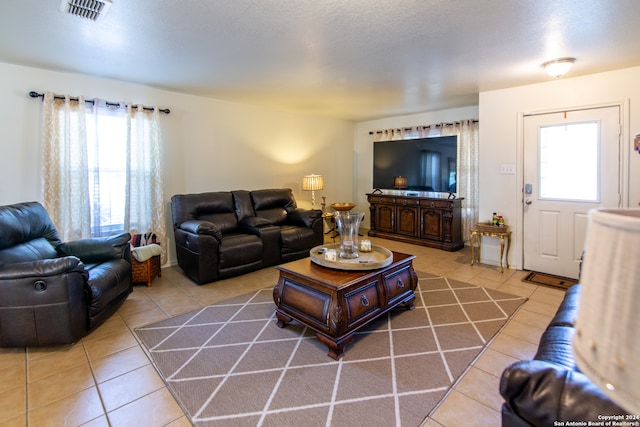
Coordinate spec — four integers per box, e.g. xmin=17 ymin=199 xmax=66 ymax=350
xmin=523 ymin=106 xmax=621 ymax=279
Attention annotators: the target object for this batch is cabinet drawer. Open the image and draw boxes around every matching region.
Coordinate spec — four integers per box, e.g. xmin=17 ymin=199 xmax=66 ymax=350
xmin=344 ymin=282 xmax=380 ymax=324
xmin=420 ymin=200 xmax=451 ymax=209
xmin=397 ymin=197 xmax=420 ymax=206
xmin=383 ymin=265 xmax=414 ymax=303
xmin=369 ymin=196 xmax=394 ymax=204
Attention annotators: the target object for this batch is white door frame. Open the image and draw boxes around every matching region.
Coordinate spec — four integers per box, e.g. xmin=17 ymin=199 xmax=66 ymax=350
xmin=513 ymin=100 xmax=630 ymax=271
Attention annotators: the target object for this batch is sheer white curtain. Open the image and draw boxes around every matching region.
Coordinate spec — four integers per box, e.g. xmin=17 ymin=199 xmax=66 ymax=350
xmin=441 ymin=120 xmax=480 ymax=239
xmin=124 ymin=103 xmax=167 ymax=261
xmin=42 ymin=93 xmax=92 ymax=241
xmin=41 ymin=93 xmax=167 ymax=263
xmin=370 ymin=120 xmax=479 ymax=241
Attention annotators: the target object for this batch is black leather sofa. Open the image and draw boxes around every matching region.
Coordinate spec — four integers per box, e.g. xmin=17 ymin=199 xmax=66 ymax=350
xmin=0 ymin=201 xmax=133 ymax=347
xmin=500 ymin=284 xmax=628 ymax=426
xmin=171 ymin=189 xmax=323 ymax=284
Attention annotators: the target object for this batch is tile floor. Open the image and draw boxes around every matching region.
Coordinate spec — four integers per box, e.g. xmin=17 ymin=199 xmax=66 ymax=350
xmin=0 ymin=236 xmax=565 ymax=427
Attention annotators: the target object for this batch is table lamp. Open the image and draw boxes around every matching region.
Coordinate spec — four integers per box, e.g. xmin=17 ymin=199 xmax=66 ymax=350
xmin=302 ymin=174 xmax=324 ymax=208
xmin=573 ymin=208 xmax=640 ymax=414
xmin=393 ymin=176 xmax=408 ymax=189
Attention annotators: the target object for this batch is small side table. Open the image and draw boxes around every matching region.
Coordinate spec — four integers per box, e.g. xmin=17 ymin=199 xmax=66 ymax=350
xmin=470 ymin=223 xmax=511 ymax=273
xmin=322 ymin=212 xmax=337 ymax=239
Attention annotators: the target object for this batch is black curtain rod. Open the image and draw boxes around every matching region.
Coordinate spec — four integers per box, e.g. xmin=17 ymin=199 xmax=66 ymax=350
xmin=28 ymin=91 xmax=170 ymax=114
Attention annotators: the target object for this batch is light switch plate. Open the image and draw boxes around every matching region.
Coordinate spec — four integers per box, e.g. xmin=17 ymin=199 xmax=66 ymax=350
xmin=500 ymin=164 xmax=516 ymax=174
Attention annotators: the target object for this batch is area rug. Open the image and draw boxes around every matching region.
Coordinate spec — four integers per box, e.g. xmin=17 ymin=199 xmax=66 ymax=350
xmin=135 ymin=274 xmax=526 ymax=426
xmin=522 ymin=271 xmax=578 ymax=290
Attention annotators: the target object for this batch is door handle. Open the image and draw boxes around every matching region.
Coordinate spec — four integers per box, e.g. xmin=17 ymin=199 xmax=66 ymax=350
xmin=525 ymin=199 xmax=532 ymax=205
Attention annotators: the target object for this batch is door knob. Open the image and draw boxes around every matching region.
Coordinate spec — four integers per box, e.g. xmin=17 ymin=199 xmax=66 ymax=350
xmin=525 ymin=199 xmax=532 ymax=205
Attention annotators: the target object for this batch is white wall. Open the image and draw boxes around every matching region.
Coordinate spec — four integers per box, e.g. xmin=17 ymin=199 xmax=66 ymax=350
xmin=354 ymin=105 xmax=480 ymax=225
xmin=0 ymin=62 xmax=356 ymax=265
xmin=479 ymin=66 xmax=640 ymax=269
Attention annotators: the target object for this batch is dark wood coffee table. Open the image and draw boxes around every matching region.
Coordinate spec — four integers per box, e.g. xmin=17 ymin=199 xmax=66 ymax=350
xmin=273 ymin=251 xmax=417 ymax=360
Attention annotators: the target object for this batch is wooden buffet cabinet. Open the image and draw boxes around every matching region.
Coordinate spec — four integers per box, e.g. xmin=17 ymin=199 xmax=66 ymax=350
xmin=367 ymin=191 xmax=464 ymax=251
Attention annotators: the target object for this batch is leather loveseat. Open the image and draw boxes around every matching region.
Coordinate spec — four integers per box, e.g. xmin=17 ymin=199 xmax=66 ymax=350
xmin=0 ymin=201 xmax=133 ymax=347
xmin=171 ymin=189 xmax=323 ymax=284
xmin=499 ymin=284 xmax=628 ymax=426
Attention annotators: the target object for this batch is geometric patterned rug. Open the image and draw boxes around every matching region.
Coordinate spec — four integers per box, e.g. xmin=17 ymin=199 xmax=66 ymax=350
xmin=135 ymin=273 xmax=526 ymax=426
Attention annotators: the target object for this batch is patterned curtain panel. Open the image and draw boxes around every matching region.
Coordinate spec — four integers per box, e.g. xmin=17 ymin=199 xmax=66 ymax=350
xmin=41 ymin=93 xmax=92 ymax=241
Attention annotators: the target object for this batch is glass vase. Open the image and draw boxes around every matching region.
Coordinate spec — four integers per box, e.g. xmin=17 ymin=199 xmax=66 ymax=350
xmin=334 ymin=211 xmax=364 ymax=259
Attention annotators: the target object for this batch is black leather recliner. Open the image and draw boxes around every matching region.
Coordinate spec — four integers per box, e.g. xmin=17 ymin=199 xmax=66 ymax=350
xmin=171 ymin=189 xmax=323 ymax=285
xmin=0 ymin=201 xmax=132 ymax=347
xmin=500 ymin=285 xmax=628 ymax=426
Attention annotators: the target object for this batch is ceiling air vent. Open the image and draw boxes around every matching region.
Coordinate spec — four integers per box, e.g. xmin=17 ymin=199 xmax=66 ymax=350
xmin=60 ymin=0 xmax=112 ymax=21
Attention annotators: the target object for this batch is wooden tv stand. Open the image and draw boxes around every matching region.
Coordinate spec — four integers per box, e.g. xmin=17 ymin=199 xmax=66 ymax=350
xmin=367 ymin=192 xmax=464 ymax=251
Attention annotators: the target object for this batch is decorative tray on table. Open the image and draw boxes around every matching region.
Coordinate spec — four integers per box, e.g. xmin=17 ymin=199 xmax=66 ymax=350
xmin=309 ymin=243 xmax=393 ymax=270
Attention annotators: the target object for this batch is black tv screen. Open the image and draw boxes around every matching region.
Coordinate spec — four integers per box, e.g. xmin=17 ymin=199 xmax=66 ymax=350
xmin=373 ymin=136 xmax=458 ymax=193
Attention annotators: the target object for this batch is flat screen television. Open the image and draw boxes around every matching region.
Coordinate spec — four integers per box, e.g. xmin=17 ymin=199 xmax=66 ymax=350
xmin=373 ymin=136 xmax=458 ymax=193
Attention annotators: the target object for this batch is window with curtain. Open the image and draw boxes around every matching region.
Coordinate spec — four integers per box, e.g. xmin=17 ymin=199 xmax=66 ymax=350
xmin=41 ymin=92 xmax=166 ymax=262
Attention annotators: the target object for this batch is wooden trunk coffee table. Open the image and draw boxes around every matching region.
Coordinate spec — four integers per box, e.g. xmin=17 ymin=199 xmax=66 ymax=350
xmin=273 ymin=251 xmax=417 ymax=360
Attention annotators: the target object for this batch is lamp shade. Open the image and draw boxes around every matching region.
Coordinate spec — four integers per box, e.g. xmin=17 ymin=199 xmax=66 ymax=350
xmin=302 ymin=174 xmax=324 ymax=191
xmin=393 ymin=176 xmax=408 ymax=189
xmin=573 ymin=208 xmax=640 ymax=414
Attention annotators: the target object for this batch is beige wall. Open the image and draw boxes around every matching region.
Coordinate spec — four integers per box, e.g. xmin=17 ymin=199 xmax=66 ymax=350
xmin=479 ymin=66 xmax=640 ymax=269
xmin=0 ymin=62 xmax=356 ymax=265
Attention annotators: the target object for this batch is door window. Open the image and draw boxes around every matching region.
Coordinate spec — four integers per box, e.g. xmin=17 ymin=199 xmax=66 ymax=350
xmin=539 ymin=122 xmax=599 ymax=202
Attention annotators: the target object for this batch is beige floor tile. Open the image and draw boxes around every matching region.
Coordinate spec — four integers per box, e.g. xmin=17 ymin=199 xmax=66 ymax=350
xmin=512 ymin=308 xmax=553 ymax=330
xmin=107 ymin=388 xmax=184 ymax=427
xmin=500 ymin=319 xmax=545 ymax=345
xmin=0 ymin=385 xmax=26 ymax=424
xmin=0 ymin=360 xmax=25 ymax=394
xmin=28 ymin=387 xmax=104 ymax=427
xmin=28 ymin=363 xmax=95 ymax=410
xmin=489 ymin=333 xmax=538 ymax=361
xmin=430 ymin=389 xmax=501 ymax=426
xmin=454 ymin=367 xmax=504 ymax=411
xmin=99 ymin=364 xmax=165 ymax=412
xmin=118 ymin=305 xmax=170 ymax=329
xmin=82 ymin=329 xmax=139 ymax=361
xmin=27 ymin=344 xmax=88 ymax=383
xmin=473 ymin=347 xmax=519 ymax=378
xmin=521 ymin=299 xmax=560 ymax=317
xmin=82 ymin=315 xmax=130 ymax=343
xmin=91 ymin=345 xmax=152 ymax=384
xmin=79 ymin=415 xmax=110 ymax=427
xmin=0 ymin=348 xmax=24 ymax=370
xmin=164 ymin=416 xmax=194 ymax=427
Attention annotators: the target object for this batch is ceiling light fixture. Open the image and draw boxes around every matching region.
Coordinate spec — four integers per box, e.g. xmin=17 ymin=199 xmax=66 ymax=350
xmin=542 ymin=57 xmax=576 ymax=78
xmin=60 ymin=0 xmax=112 ymax=21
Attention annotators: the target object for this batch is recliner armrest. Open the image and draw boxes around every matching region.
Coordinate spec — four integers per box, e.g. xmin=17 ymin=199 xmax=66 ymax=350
xmin=56 ymin=232 xmax=131 ymax=264
xmin=178 ymin=219 xmax=222 ymax=241
xmin=0 ymin=256 xmax=87 ymax=280
xmin=500 ymin=360 xmax=627 ymax=425
xmin=287 ymin=208 xmax=322 ymax=228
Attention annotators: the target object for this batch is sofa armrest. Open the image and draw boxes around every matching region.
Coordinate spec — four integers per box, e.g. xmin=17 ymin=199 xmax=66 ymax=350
xmin=287 ymin=208 xmax=322 ymax=228
xmin=500 ymin=360 xmax=628 ymax=425
xmin=56 ymin=232 xmax=131 ymax=264
xmin=178 ymin=219 xmax=222 ymax=241
xmin=0 ymin=256 xmax=87 ymax=280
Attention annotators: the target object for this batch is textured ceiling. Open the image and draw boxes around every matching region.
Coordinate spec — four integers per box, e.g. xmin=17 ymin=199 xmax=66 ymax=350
xmin=2 ymin=0 xmax=640 ymax=121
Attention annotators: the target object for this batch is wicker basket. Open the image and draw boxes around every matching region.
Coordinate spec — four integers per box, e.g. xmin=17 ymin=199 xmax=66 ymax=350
xmin=131 ymin=254 xmax=161 ymax=287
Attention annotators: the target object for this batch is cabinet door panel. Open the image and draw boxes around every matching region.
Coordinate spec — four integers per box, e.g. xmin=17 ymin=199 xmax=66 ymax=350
xmin=421 ymin=209 xmax=443 ymax=241
xmin=376 ymin=205 xmax=395 ymax=233
xmin=397 ymin=206 xmax=419 ymax=236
